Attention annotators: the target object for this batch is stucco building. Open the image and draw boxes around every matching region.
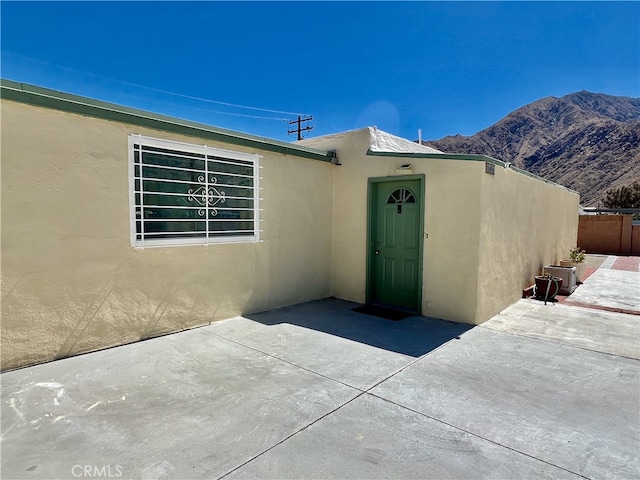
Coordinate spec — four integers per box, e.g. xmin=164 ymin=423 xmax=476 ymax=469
xmin=1 ymin=80 xmax=580 ymax=370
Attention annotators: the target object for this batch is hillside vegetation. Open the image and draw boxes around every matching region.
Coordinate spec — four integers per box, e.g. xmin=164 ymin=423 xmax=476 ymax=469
xmin=425 ymin=91 xmax=640 ymax=206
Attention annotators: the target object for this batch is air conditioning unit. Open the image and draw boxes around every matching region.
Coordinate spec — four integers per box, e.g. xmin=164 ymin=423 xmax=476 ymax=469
xmin=543 ymin=265 xmax=577 ymax=295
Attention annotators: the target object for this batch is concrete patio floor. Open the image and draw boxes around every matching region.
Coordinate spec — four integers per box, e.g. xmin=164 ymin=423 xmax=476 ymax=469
xmin=2 ymin=256 xmax=639 ymax=479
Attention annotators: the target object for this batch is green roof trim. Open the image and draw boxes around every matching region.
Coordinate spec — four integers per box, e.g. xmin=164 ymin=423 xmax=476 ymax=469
xmin=0 ymin=79 xmax=334 ymax=163
xmin=366 ymin=149 xmax=578 ymax=194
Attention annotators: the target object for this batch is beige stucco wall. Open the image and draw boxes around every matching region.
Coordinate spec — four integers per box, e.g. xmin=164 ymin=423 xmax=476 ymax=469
xmin=302 ymin=128 xmax=579 ymax=325
xmin=301 ymin=129 xmax=484 ymax=324
xmin=1 ymin=99 xmax=580 ymax=369
xmin=1 ymin=100 xmax=334 ymax=370
xmin=475 ymin=167 xmax=580 ymax=323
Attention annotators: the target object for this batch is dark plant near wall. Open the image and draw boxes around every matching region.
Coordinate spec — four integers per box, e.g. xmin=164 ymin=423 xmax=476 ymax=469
xmin=602 ymin=181 xmax=640 ymax=209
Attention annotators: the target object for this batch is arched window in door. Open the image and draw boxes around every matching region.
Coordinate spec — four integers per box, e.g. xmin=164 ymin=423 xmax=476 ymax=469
xmin=386 ymin=188 xmax=416 ymax=205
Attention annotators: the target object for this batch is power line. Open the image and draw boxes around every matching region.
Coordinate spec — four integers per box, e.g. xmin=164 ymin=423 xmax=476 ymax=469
xmin=11 ymin=55 xmax=322 ymax=127
xmin=137 ymin=96 xmax=290 ymax=122
xmin=50 ymin=60 xmax=312 ymax=116
xmin=314 ymin=117 xmax=338 ymax=133
xmin=121 ymin=80 xmax=311 ymax=117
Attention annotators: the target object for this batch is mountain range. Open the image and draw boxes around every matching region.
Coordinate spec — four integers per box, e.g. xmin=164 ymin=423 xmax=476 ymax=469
xmin=424 ymin=91 xmax=640 ymax=206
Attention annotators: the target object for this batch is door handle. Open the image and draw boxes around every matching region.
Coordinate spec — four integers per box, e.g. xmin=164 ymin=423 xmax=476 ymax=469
xmin=375 ymin=249 xmax=381 ymax=255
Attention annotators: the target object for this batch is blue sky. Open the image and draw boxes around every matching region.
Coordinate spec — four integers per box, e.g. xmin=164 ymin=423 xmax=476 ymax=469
xmin=2 ymin=2 xmax=638 ymax=142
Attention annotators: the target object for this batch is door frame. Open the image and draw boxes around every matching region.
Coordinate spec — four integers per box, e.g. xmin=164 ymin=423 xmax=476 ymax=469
xmin=366 ymin=175 xmax=425 ymax=314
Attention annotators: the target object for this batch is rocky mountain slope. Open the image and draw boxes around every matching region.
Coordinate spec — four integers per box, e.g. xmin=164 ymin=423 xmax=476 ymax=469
xmin=424 ymin=91 xmax=640 ymax=206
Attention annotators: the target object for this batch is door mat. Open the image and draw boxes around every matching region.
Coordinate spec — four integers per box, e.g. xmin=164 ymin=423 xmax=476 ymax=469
xmin=352 ymin=305 xmax=414 ymax=321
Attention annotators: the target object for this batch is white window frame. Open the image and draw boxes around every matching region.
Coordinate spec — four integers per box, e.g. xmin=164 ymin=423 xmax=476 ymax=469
xmin=128 ymin=134 xmax=261 ymax=248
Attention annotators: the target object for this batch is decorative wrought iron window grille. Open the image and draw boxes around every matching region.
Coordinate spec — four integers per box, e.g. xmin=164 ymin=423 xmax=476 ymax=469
xmin=129 ymin=135 xmax=261 ymax=247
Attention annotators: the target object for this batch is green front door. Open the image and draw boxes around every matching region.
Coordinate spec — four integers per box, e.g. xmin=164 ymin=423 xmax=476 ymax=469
xmin=369 ymin=178 xmax=423 ymax=311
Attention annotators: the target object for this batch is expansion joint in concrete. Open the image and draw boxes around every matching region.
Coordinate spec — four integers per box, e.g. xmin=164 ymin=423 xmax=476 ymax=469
xmin=210 ymin=328 xmax=470 ymax=479
xmin=217 ymin=392 xmax=368 ymax=479
xmin=365 ymin=392 xmax=591 ymax=480
xmin=199 ymin=328 xmax=365 ymax=392
xmin=478 ymin=324 xmax=640 ymax=363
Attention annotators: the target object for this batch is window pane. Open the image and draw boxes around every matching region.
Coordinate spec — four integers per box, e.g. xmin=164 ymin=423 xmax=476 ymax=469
xmin=208 ymin=220 xmax=254 ymax=232
xmin=142 ymin=166 xmax=203 ymax=183
xmin=144 ymin=220 xmax=206 ymax=233
xmin=143 ymin=207 xmax=205 ymax=220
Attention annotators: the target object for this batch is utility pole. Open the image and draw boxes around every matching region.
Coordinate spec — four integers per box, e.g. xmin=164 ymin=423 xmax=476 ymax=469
xmin=288 ymin=115 xmax=313 ymax=140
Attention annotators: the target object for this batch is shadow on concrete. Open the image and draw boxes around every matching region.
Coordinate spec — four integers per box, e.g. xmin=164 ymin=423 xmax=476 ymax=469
xmin=244 ymin=298 xmax=474 ymax=357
